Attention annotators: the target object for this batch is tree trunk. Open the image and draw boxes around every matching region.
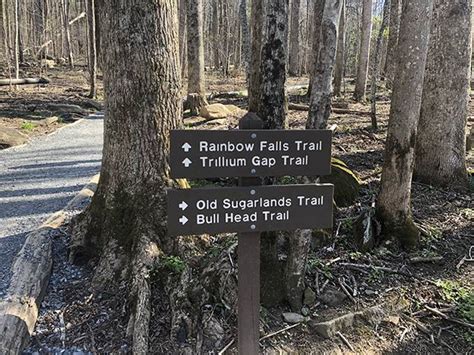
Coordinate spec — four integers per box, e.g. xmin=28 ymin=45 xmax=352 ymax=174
xmin=307 ymin=0 xmax=326 ymax=97
xmin=384 ymin=0 xmax=401 ymax=89
xmin=14 ymin=0 xmax=20 ymax=81
xmin=186 ymin=0 xmax=207 ymax=114
xmin=69 ymin=1 xmax=182 ymax=352
xmin=353 ymin=0 xmax=373 ymax=102
xmin=248 ymin=0 xmax=264 ymax=112
xmin=414 ymin=0 xmax=471 ymax=189
xmin=179 ymin=0 xmax=187 ymax=79
xmin=239 ymin=0 xmax=250 ymax=72
xmin=306 ymin=0 xmax=343 ymax=129
xmin=87 ymin=0 xmax=96 ymax=98
xmin=258 ymin=0 xmax=289 ymax=129
xmin=333 ymin=0 xmax=345 ymax=97
xmin=370 ymin=0 xmax=391 ymax=131
xmin=289 ymin=0 xmax=301 ymax=76
xmin=62 ymin=0 xmax=74 ymax=68
xmin=376 ymin=0 xmax=434 ymax=249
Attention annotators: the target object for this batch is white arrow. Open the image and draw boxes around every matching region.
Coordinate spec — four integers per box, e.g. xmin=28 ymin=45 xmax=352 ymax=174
xmin=182 ymin=142 xmax=192 ymax=152
xmin=179 ymin=201 xmax=188 ymax=211
xmin=182 ymin=158 xmax=192 ymax=168
xmin=179 ymin=216 xmax=188 ymax=225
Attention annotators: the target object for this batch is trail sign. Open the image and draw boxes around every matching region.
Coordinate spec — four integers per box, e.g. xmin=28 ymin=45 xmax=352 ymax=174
xmin=167 ymin=184 xmax=333 ymax=236
xmin=170 ymin=129 xmax=332 ymax=178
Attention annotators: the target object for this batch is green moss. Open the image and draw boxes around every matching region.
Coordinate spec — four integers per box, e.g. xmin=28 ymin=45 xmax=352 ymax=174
xmin=320 ymin=158 xmax=361 ymax=207
xmin=376 ymin=207 xmax=420 ymax=250
xmin=162 ymin=255 xmax=186 ymax=274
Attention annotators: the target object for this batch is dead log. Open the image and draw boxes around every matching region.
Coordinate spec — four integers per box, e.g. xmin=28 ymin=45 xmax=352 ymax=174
xmin=0 ymin=78 xmax=50 ymax=86
xmin=288 ymin=102 xmax=371 ymax=116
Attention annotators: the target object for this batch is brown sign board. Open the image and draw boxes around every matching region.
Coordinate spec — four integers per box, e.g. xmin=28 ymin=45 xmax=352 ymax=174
xmin=167 ymin=184 xmax=334 ymax=236
xmin=170 ymin=130 xmax=332 ymax=178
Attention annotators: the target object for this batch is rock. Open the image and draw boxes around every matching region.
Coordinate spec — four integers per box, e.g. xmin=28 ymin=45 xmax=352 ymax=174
xmin=310 ymin=312 xmax=357 ymax=338
xmin=301 ymin=306 xmax=310 ymax=316
xmin=303 ymin=287 xmax=317 ymax=306
xmin=384 ymin=315 xmax=400 ymax=325
xmin=203 ymin=316 xmax=225 ymax=348
xmin=282 ymin=312 xmax=305 ymax=324
xmin=0 ymin=127 xmax=29 ymax=148
xmin=40 ymin=116 xmax=59 ymax=126
xmin=318 ymin=286 xmax=347 ymax=306
xmin=40 ymin=59 xmax=55 ymax=68
xmin=201 ymin=103 xmax=231 ymax=120
xmin=320 ymin=158 xmax=361 ymax=207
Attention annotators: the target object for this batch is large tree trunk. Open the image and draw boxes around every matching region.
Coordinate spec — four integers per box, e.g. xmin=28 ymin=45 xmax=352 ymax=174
xmin=62 ymin=0 xmax=74 ymax=68
xmin=239 ymin=0 xmax=250 ymax=72
xmin=333 ymin=0 xmax=345 ymax=97
xmin=70 ymin=1 xmax=181 ymax=352
xmin=87 ymin=0 xmax=97 ymax=98
xmin=289 ymin=0 xmax=301 ymax=76
xmin=306 ymin=0 xmax=343 ymax=129
xmin=414 ymin=0 xmax=471 ymax=189
xmin=307 ymin=0 xmax=326 ymax=97
xmin=376 ymin=0 xmax=434 ymax=249
xmin=384 ymin=0 xmax=401 ymax=89
xmin=14 ymin=0 xmax=20 ymax=81
xmin=179 ymin=0 xmax=187 ymax=79
xmin=248 ymin=0 xmax=264 ymax=112
xmin=186 ymin=0 xmax=207 ymax=114
xmin=353 ymin=0 xmax=373 ymax=102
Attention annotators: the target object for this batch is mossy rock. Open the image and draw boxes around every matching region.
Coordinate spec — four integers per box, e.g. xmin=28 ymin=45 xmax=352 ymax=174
xmin=320 ymin=158 xmax=361 ymax=207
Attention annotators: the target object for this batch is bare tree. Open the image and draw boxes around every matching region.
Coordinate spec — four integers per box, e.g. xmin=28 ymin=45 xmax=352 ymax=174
xmin=415 ymin=0 xmax=471 ymax=189
xmin=306 ymin=0 xmax=344 ymax=129
xmin=376 ymin=0 xmax=434 ymax=249
xmin=69 ymin=0 xmax=182 ymax=352
xmin=333 ymin=0 xmax=345 ymax=97
xmin=384 ymin=0 xmax=401 ymax=88
xmin=353 ymin=0 xmax=373 ymax=101
xmin=289 ymin=0 xmax=301 ymax=76
xmin=87 ymin=0 xmax=96 ymax=98
xmin=186 ymin=0 xmax=207 ymax=114
xmin=239 ymin=0 xmax=250 ymax=71
xmin=307 ymin=0 xmax=326 ymax=96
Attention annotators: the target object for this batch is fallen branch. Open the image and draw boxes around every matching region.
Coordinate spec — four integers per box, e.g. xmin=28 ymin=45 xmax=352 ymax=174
xmin=409 ymin=256 xmax=443 ymax=264
xmin=0 ymin=78 xmax=50 ymax=86
xmin=288 ymin=103 xmax=371 ymax=116
xmin=424 ymin=306 xmax=474 ymax=330
xmin=336 ymin=331 xmax=355 ymax=352
xmin=218 ymin=339 xmax=234 ymax=355
xmin=337 ymin=278 xmax=356 ymax=304
xmin=259 ymin=323 xmax=301 ymax=341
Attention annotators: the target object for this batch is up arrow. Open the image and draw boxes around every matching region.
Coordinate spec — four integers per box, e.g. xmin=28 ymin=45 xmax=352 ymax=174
xmin=179 ymin=216 xmax=188 ymax=225
xmin=182 ymin=143 xmax=192 ymax=152
xmin=182 ymin=158 xmax=192 ymax=168
xmin=179 ymin=201 xmax=188 ymax=211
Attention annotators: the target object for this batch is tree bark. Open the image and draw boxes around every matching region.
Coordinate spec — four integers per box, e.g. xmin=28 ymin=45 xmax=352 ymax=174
xmin=384 ymin=0 xmax=401 ymax=89
xmin=186 ymin=0 xmax=207 ymax=114
xmin=70 ymin=1 xmax=182 ymax=352
xmin=14 ymin=0 xmax=20 ymax=81
xmin=289 ymin=0 xmax=301 ymax=76
xmin=414 ymin=0 xmax=471 ymax=189
xmin=248 ymin=0 xmax=264 ymax=112
xmin=307 ymin=0 xmax=326 ymax=97
xmin=62 ymin=0 xmax=74 ymax=68
xmin=376 ymin=0 xmax=434 ymax=249
xmin=353 ymin=0 xmax=373 ymax=102
xmin=87 ymin=0 xmax=97 ymax=98
xmin=370 ymin=0 xmax=391 ymax=131
xmin=179 ymin=0 xmax=187 ymax=79
xmin=306 ymin=0 xmax=343 ymax=129
xmin=239 ymin=0 xmax=250 ymax=72
xmin=333 ymin=0 xmax=345 ymax=97
xmin=258 ymin=0 xmax=289 ymax=129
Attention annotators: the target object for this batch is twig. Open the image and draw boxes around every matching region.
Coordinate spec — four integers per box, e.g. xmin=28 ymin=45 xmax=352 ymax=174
xmin=424 ymin=306 xmax=474 ymax=330
xmin=409 ymin=256 xmax=443 ymax=264
xmin=399 ymin=326 xmax=410 ymax=342
xmin=320 ymin=279 xmax=330 ymax=293
xmin=259 ymin=323 xmax=301 ymax=341
xmin=315 ymin=271 xmax=320 ymax=295
xmin=337 ymin=278 xmax=356 ymax=304
xmin=401 ymin=314 xmax=457 ymax=354
xmin=218 ymin=339 xmax=234 ymax=355
xmin=336 ymin=331 xmax=355 ymax=352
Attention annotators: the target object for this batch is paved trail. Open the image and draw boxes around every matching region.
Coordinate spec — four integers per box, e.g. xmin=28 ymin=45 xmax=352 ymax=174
xmin=0 ymin=115 xmax=103 ymax=297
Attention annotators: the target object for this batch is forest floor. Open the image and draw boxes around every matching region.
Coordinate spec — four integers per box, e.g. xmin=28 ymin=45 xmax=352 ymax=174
xmin=3 ymin=68 xmax=472 ymax=354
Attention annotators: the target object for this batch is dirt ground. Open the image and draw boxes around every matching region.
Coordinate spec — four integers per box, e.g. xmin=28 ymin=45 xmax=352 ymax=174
xmin=11 ymin=68 xmax=473 ymax=354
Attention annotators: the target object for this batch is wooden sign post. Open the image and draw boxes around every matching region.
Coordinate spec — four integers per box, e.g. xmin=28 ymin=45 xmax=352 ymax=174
xmin=168 ymin=114 xmax=333 ymax=354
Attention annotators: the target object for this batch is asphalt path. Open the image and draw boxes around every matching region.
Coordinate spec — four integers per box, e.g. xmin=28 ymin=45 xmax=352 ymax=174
xmin=0 ymin=114 xmax=103 ymax=298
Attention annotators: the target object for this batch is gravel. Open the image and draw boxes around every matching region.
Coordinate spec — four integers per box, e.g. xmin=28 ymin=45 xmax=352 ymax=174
xmin=0 ymin=115 xmax=103 ymax=298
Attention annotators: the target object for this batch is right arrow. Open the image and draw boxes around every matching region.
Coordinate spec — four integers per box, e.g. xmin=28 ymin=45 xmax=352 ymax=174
xmin=179 ymin=216 xmax=188 ymax=225
xmin=178 ymin=201 xmax=188 ymax=211
xmin=182 ymin=158 xmax=192 ymax=168
xmin=182 ymin=142 xmax=192 ymax=152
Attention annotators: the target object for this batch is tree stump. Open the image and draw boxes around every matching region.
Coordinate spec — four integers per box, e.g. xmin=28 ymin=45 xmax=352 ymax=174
xmin=186 ymin=93 xmax=208 ymax=116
